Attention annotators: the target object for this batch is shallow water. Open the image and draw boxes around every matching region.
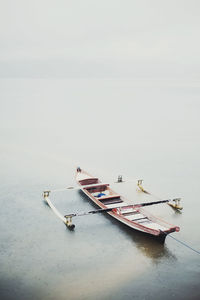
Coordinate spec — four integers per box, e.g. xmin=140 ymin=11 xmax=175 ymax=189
xmin=0 ymin=78 xmax=200 ymax=300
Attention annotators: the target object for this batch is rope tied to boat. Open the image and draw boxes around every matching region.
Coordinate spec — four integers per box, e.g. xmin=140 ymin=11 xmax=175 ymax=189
xmin=160 ymin=231 xmax=200 ymax=256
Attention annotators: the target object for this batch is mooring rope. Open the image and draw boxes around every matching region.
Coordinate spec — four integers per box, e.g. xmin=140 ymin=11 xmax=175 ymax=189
xmin=168 ymin=234 xmax=200 ymax=255
xmin=45 ymin=196 xmax=66 ymax=223
xmin=159 ymin=230 xmax=200 ymax=256
xmin=139 ymin=185 xmax=199 ymax=255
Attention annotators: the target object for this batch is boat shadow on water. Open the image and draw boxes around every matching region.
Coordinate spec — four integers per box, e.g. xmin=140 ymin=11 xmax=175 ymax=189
xmin=79 ymin=191 xmax=177 ymax=263
xmin=119 ymin=224 xmax=176 ymax=263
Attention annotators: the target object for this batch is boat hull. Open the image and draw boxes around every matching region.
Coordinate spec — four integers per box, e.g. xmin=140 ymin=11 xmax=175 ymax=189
xmin=76 ymin=168 xmax=179 ymax=242
xmin=80 ymin=189 xmax=169 ymax=243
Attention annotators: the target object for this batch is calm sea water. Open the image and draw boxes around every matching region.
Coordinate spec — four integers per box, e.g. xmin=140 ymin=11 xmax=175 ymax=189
xmin=0 ymin=78 xmax=200 ymax=300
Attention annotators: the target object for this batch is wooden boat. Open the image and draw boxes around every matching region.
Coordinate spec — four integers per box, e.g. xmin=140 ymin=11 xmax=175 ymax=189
xmin=76 ymin=168 xmax=180 ymax=243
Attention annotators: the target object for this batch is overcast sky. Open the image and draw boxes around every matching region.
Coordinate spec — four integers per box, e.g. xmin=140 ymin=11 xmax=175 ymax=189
xmin=0 ymin=0 xmax=200 ymax=78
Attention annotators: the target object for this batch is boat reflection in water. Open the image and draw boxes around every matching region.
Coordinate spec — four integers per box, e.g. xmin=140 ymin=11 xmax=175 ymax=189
xmin=107 ymin=213 xmax=176 ymax=262
xmin=131 ymin=229 xmax=176 ymax=262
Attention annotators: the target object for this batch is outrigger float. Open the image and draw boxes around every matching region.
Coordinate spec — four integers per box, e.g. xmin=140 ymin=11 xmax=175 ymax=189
xmin=43 ymin=168 xmax=181 ymax=243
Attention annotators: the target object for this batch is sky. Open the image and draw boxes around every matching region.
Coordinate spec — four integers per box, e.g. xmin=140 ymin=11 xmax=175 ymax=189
xmin=0 ymin=0 xmax=200 ymax=78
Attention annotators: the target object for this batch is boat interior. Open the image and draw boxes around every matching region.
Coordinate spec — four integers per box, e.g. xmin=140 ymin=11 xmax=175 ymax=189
xmin=80 ymin=176 xmax=170 ymax=232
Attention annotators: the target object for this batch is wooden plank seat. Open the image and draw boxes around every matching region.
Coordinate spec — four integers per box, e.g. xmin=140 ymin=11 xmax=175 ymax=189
xmin=85 ymin=184 xmax=110 ymax=193
xmin=106 ymin=202 xmax=128 ymax=209
xmin=79 ymin=178 xmax=99 ymax=186
xmin=96 ymin=194 xmax=121 ymax=201
xmin=125 ymin=213 xmax=145 ymax=221
xmin=120 ymin=207 xmax=136 ymax=214
xmin=132 ymin=217 xmax=148 ymax=222
xmin=100 ymin=197 xmax=123 ymax=205
xmin=122 ymin=211 xmax=140 ymax=216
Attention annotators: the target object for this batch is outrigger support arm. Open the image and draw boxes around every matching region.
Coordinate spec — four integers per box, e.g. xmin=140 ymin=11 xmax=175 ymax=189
xmin=137 ymin=180 xmax=149 ymax=194
xmin=43 ymin=190 xmax=75 ymax=228
xmin=43 ymin=188 xmax=180 ymax=229
xmin=50 ymin=178 xmax=141 ymax=193
xmin=136 ymin=180 xmax=183 ymax=211
xmin=168 ymin=198 xmax=183 ymax=210
xmin=64 ymin=199 xmax=171 ymax=219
